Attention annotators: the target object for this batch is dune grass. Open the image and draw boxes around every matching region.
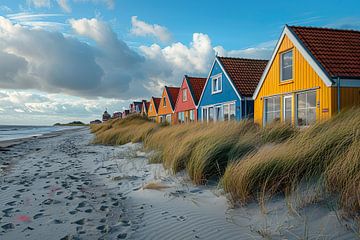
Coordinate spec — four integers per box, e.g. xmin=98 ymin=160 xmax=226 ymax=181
xmin=91 ymin=109 xmax=360 ymax=216
xmin=222 ymin=108 xmax=360 ymax=216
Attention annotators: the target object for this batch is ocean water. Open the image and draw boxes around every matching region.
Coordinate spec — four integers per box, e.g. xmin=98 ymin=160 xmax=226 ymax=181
xmin=0 ymin=125 xmax=82 ymax=142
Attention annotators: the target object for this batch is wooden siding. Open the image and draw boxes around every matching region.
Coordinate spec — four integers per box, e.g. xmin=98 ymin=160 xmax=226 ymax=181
xmin=254 ymin=35 xmax=335 ymax=126
xmin=147 ymin=98 xmax=158 ymax=119
xmin=157 ymin=88 xmax=177 ymax=124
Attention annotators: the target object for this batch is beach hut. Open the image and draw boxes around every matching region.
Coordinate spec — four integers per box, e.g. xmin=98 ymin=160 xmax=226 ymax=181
xmin=197 ymin=56 xmax=268 ymax=122
xmin=122 ymin=110 xmax=130 ymax=118
xmin=157 ymin=86 xmax=180 ymax=124
xmin=130 ymin=101 xmax=143 ymax=114
xmin=140 ymin=100 xmax=150 ymax=116
xmin=147 ymin=97 xmax=161 ymax=122
xmin=253 ymin=25 xmax=360 ymax=127
xmin=174 ymin=75 xmax=206 ymax=123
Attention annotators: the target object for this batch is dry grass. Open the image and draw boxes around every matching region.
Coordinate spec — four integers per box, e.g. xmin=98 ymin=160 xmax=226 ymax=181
xmin=91 ymin=109 xmax=360 ymax=217
xmin=222 ymin=108 xmax=360 ymax=216
xmin=143 ymin=182 xmax=171 ymax=190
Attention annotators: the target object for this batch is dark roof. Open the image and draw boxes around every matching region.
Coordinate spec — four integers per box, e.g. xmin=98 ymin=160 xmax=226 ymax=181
xmin=152 ymin=97 xmax=161 ymax=112
xmin=185 ymin=76 xmax=207 ymax=105
xmin=289 ymin=26 xmax=360 ymax=79
xmin=217 ymin=57 xmax=268 ymax=97
xmin=165 ymin=86 xmax=180 ymax=110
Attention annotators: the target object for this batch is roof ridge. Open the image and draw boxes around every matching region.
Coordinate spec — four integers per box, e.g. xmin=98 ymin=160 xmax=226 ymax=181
xmin=289 ymin=25 xmax=360 ymax=33
xmin=217 ymin=56 xmax=269 ymax=62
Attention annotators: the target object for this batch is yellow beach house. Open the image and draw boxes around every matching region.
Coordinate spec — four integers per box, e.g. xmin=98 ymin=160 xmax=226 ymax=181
xmin=253 ymin=25 xmax=360 ymax=127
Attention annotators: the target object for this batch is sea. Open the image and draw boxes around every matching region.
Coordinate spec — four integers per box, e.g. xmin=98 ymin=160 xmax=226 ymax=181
xmin=0 ymin=125 xmax=82 ymax=142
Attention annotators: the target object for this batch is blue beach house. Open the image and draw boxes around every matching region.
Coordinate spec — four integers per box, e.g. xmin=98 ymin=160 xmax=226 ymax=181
xmin=197 ymin=56 xmax=268 ymax=122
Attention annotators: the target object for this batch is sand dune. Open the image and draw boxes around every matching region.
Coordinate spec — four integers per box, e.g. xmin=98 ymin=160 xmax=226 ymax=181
xmin=0 ymin=129 xmax=357 ymax=239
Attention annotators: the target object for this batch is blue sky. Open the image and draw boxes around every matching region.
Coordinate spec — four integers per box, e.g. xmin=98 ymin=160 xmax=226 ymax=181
xmin=0 ymin=0 xmax=359 ymax=125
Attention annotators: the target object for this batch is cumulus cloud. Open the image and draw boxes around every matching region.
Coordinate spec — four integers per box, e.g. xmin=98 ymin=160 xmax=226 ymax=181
xmin=0 ymin=16 xmax=154 ymax=99
xmin=131 ymin=16 xmax=171 ymax=43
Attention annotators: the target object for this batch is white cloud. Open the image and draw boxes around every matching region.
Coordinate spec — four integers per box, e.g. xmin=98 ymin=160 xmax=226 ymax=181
xmin=27 ymin=0 xmax=51 ymax=8
xmin=131 ymin=16 xmax=171 ymax=43
xmin=58 ymin=0 xmax=71 ymax=13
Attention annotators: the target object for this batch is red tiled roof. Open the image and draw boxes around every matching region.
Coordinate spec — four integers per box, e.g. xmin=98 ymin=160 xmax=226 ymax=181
xmin=152 ymin=97 xmax=161 ymax=111
xmin=217 ymin=57 xmax=268 ymax=97
xmin=145 ymin=102 xmax=150 ymax=111
xmin=165 ymin=86 xmax=180 ymax=109
xmin=186 ymin=76 xmax=206 ymax=105
xmin=289 ymin=26 xmax=360 ymax=79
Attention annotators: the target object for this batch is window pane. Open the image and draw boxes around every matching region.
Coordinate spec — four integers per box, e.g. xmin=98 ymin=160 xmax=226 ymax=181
xmin=281 ymin=50 xmax=293 ymax=81
xmin=297 ymin=93 xmax=306 ymax=109
xmin=307 ymin=108 xmax=316 ymax=125
xmin=230 ymin=103 xmax=236 ymax=120
xmin=203 ymin=108 xmax=208 ymax=121
xmin=209 ymin=107 xmax=214 ymax=121
xmin=224 ymin=104 xmax=229 ymax=121
xmin=307 ymin=92 xmax=316 ymax=108
xmin=190 ymin=110 xmax=194 ymax=121
xmin=218 ymin=76 xmax=222 ymax=91
xmin=183 ymin=89 xmax=187 ymax=101
xmin=297 ymin=109 xmax=306 ymax=126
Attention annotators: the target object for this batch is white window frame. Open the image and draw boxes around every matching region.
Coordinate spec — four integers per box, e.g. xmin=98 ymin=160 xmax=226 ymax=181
xmin=149 ymin=103 xmax=152 ymax=112
xmin=280 ymin=49 xmax=293 ymax=82
xmin=295 ymin=91 xmax=316 ymax=127
xmin=283 ymin=95 xmax=292 ymax=123
xmin=182 ymin=89 xmax=187 ymax=102
xmin=211 ymin=74 xmax=222 ymax=94
xmin=201 ymin=101 xmax=236 ymax=122
xmin=264 ymin=96 xmax=281 ymax=125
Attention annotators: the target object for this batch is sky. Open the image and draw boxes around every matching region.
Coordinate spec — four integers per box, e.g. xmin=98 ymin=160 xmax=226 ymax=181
xmin=0 ymin=0 xmax=359 ymax=125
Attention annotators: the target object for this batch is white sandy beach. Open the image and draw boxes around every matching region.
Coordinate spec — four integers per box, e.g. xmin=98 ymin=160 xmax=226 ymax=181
xmin=0 ymin=128 xmax=358 ymax=240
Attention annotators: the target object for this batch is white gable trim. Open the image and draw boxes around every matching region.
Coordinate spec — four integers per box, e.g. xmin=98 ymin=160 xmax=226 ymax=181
xmin=197 ymin=57 xmax=242 ymax=109
xmin=252 ymin=26 xmax=334 ymax=100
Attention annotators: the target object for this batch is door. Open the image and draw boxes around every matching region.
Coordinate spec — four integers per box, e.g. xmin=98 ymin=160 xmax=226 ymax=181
xmin=283 ymin=95 xmax=292 ymax=123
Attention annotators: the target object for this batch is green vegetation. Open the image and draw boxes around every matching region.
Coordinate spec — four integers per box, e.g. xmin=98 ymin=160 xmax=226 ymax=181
xmin=91 ymin=109 xmax=360 ymax=217
xmin=54 ymin=121 xmax=87 ymax=126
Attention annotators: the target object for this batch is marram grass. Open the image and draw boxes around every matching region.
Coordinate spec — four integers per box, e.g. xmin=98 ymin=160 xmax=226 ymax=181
xmin=91 ymin=109 xmax=360 ymax=217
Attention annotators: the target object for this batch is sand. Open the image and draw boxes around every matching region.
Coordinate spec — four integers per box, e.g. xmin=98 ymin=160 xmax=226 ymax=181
xmin=0 ymin=128 xmax=358 ymax=239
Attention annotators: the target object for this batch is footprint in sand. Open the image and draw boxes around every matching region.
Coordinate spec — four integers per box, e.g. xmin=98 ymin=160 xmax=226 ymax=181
xmin=72 ymin=218 xmax=86 ymax=225
xmin=1 ymin=223 xmax=15 ymax=230
xmin=33 ymin=213 xmax=44 ymax=219
xmin=117 ymin=233 xmax=127 ymax=239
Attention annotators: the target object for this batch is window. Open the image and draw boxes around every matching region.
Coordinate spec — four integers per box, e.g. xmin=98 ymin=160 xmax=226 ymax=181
xmin=212 ymin=74 xmax=222 ymax=94
xmin=296 ymin=91 xmax=316 ymax=126
xmin=230 ymin=103 xmax=236 ymax=120
xmin=189 ymin=110 xmax=194 ymax=122
xmin=182 ymin=89 xmax=187 ymax=102
xmin=166 ymin=115 xmax=171 ymax=124
xmin=208 ymin=107 xmax=214 ymax=121
xmin=163 ymin=97 xmax=166 ymax=107
xmin=283 ymin=95 xmax=292 ymax=123
xmin=202 ymin=108 xmax=208 ymax=122
xmin=281 ymin=50 xmax=293 ymax=81
xmin=215 ymin=106 xmax=223 ymax=121
xmin=264 ymin=96 xmax=281 ymax=125
xmin=224 ymin=104 xmax=229 ymax=120
xmin=178 ymin=112 xmax=185 ymax=123
xmin=149 ymin=104 xmax=152 ymax=112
